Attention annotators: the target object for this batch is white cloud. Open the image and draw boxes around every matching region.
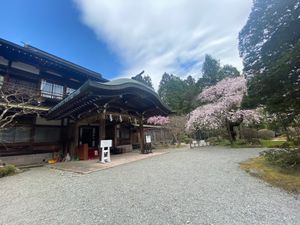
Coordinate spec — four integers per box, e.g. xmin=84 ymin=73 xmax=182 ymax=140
xmin=74 ymin=0 xmax=252 ymax=89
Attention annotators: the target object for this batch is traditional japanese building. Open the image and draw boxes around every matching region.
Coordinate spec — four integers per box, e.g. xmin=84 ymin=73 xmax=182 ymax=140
xmin=0 ymin=38 xmax=171 ymax=165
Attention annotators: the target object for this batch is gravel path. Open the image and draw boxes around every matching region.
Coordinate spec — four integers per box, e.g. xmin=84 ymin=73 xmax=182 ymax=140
xmin=0 ymin=147 xmax=299 ymax=225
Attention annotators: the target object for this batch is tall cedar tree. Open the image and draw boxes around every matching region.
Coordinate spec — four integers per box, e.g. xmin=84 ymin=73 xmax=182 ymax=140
xmin=198 ymin=55 xmax=240 ymax=88
xmin=158 ymin=73 xmax=192 ymax=115
xmin=239 ymin=0 xmax=300 ymax=115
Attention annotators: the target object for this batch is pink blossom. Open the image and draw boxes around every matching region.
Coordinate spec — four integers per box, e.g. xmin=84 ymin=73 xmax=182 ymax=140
xmin=234 ymin=109 xmax=263 ymax=125
xmin=186 ymin=77 xmax=262 ymax=132
xmin=147 ymin=116 xmax=169 ymax=125
xmin=199 ymin=77 xmax=247 ymax=103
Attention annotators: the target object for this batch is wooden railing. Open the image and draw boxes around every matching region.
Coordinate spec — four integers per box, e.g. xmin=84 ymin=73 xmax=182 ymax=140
xmin=1 ymin=80 xmax=64 ymax=100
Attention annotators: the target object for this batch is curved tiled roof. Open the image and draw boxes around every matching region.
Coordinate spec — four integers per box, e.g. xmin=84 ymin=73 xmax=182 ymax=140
xmin=47 ymin=78 xmax=172 ymax=119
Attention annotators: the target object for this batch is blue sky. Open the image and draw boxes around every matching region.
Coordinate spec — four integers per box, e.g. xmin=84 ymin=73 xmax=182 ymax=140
xmin=0 ymin=0 xmax=252 ymax=89
xmin=0 ymin=0 xmax=123 ymax=80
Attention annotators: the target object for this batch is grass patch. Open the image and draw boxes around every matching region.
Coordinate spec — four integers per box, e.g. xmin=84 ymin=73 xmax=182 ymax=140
xmin=0 ymin=164 xmax=16 ymax=178
xmin=231 ymin=142 xmax=261 ymax=148
xmin=240 ymin=157 xmax=300 ymax=194
xmin=260 ymin=140 xmax=287 ymax=148
xmin=207 ymin=138 xmax=231 ymax=146
xmin=230 ymin=139 xmax=291 ymax=148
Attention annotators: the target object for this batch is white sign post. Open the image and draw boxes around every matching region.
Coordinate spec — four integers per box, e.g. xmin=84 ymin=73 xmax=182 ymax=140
xmin=146 ymin=135 xmax=151 ymax=144
xmin=99 ymin=140 xmax=112 ymax=163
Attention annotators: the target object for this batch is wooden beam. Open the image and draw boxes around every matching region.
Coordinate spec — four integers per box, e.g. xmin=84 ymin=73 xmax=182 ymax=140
xmin=0 ymin=102 xmax=49 ymax=111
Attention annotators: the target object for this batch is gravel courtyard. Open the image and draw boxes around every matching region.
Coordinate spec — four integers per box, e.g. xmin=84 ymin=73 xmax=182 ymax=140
xmin=1 ymin=147 xmax=299 ymax=225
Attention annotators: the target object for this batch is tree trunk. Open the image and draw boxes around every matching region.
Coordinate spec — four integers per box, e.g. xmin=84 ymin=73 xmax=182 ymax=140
xmin=238 ymin=125 xmax=242 ymax=140
xmin=226 ymin=117 xmax=244 ymax=143
xmin=226 ymin=119 xmax=234 ymax=144
xmin=283 ymin=126 xmax=291 ymax=141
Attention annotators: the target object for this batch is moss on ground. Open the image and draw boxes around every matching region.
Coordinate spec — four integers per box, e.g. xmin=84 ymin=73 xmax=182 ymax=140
xmin=230 ymin=140 xmax=292 ymax=148
xmin=240 ymin=157 xmax=300 ymax=194
xmin=260 ymin=140 xmax=287 ymax=148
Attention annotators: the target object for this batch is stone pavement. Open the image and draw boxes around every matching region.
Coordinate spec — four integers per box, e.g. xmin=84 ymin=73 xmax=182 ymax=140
xmin=47 ymin=151 xmax=168 ymax=174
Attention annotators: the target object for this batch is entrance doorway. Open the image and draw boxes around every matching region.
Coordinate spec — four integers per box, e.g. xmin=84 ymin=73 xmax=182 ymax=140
xmin=79 ymin=126 xmax=99 ymax=148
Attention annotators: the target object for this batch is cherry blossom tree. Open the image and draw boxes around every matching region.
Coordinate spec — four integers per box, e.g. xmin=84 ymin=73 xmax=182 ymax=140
xmin=186 ymin=77 xmax=262 ymax=142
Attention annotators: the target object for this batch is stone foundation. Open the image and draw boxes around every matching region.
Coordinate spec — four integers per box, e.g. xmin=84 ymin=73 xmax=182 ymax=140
xmin=0 ymin=153 xmax=53 ymax=166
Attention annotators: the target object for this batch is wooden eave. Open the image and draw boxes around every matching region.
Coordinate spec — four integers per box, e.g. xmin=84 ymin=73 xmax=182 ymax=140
xmin=47 ymin=79 xmax=172 ymax=120
xmin=0 ymin=38 xmax=107 ymax=82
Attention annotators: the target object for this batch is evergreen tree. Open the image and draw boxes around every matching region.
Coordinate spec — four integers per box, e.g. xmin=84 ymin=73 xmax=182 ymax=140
xmin=218 ymin=65 xmax=240 ymax=79
xmin=131 ymin=70 xmax=153 ymax=88
xmin=202 ymin=54 xmax=221 ymax=85
xmin=182 ymin=76 xmax=199 ymax=113
xmin=200 ymin=55 xmax=240 ymax=87
xmin=158 ymin=73 xmax=187 ymax=115
xmin=157 ymin=57 xmax=241 ymax=115
xmin=184 ymin=75 xmax=196 ymax=87
xmin=158 ymin=72 xmax=172 ymax=102
xmin=239 ymin=0 xmax=300 ymax=77
xmin=239 ymin=0 xmax=300 ymax=115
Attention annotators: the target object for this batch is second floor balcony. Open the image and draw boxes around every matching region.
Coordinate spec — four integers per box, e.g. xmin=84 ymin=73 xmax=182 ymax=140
xmin=0 ymin=78 xmax=76 ymax=103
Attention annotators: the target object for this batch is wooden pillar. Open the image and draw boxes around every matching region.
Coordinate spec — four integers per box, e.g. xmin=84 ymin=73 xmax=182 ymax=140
xmin=30 ymin=116 xmax=36 ymax=148
xmin=130 ymin=127 xmax=134 ymax=146
xmin=65 ymin=118 xmax=70 ymax=156
xmin=114 ymin=124 xmax=118 ymax=148
xmin=61 ymin=118 xmax=70 ymax=157
xmin=99 ymin=113 xmax=106 ymax=142
xmin=69 ymin=120 xmax=79 ymax=159
xmin=60 ymin=118 xmax=65 ymax=156
xmin=139 ymin=117 xmax=144 ymax=154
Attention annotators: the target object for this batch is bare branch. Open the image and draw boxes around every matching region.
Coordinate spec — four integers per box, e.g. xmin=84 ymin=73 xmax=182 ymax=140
xmin=0 ymin=81 xmax=42 ymax=145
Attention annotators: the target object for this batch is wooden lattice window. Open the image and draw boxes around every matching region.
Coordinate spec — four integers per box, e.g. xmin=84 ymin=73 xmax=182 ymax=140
xmin=40 ymin=80 xmax=64 ymax=99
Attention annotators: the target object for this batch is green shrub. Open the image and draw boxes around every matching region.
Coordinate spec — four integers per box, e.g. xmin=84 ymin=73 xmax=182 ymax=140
xmin=247 ymin=138 xmax=261 ymax=145
xmin=235 ymin=139 xmax=247 ymax=145
xmin=260 ymin=148 xmax=300 ymax=169
xmin=260 ymin=140 xmax=287 ymax=148
xmin=207 ymin=137 xmax=230 ymax=146
xmin=230 ymin=138 xmax=261 ymax=148
xmin=0 ymin=164 xmax=16 ymax=178
xmin=258 ymin=129 xmax=275 ymax=140
xmin=207 ymin=137 xmax=219 ymax=145
xmin=183 ymin=136 xmax=193 ymax=144
xmin=241 ymin=128 xmax=258 ymax=142
xmin=280 ymin=142 xmax=291 ymax=149
xmin=293 ymin=138 xmax=300 ymax=146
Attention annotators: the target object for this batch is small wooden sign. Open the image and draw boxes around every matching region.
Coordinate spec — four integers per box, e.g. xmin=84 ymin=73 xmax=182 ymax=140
xmin=99 ymin=140 xmax=112 ymax=163
xmin=100 ymin=140 xmax=112 ymax=148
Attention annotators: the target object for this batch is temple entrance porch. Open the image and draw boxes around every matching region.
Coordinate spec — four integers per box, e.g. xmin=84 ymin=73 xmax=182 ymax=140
xmin=71 ymin=117 xmax=141 ymax=160
xmin=47 ymin=78 xmax=172 ymax=160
